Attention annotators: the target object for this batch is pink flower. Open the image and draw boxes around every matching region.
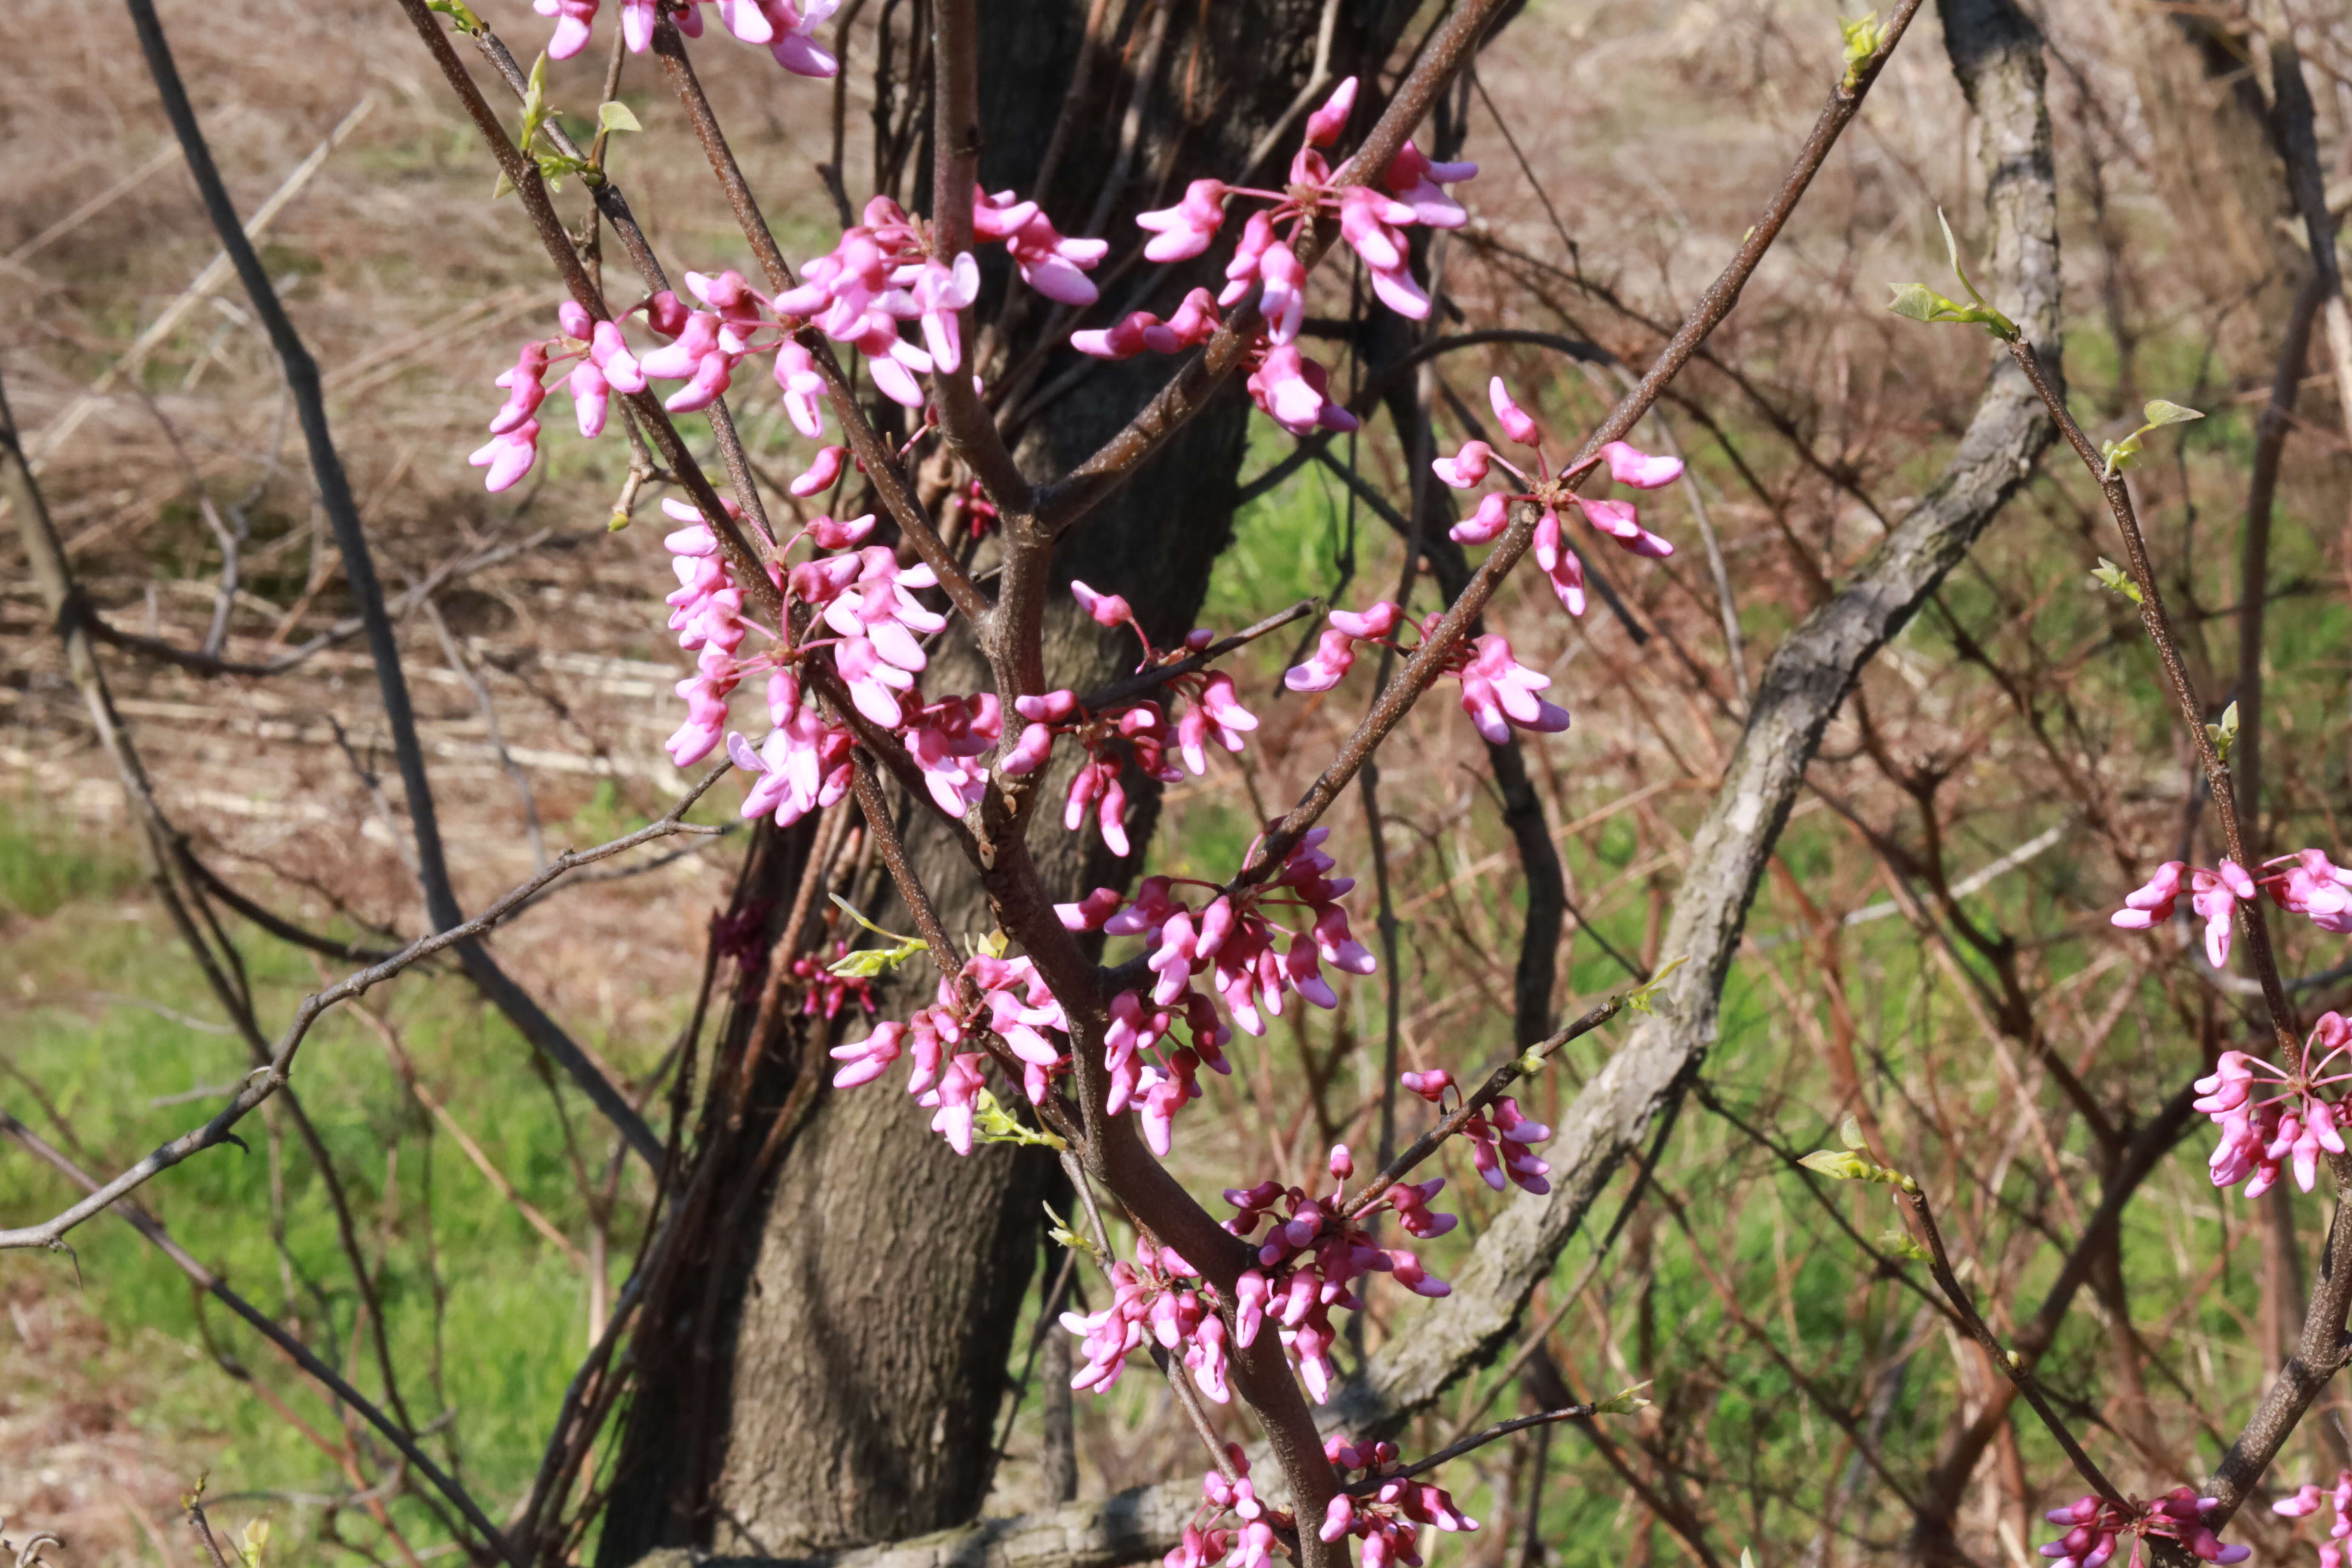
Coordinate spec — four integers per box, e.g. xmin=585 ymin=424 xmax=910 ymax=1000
xmin=905 ymin=692 xmax=1001 ymax=815
xmin=1256 ymin=239 xmax=1306 ymax=344
xmin=900 ymin=252 xmax=980 ymax=374
xmin=1381 ymin=139 xmax=1478 ymax=228
xmin=1432 ymin=439 xmax=1493 ymax=489
xmin=1245 ymin=343 xmax=1355 ymax=435
xmin=766 ymin=0 xmax=841 ymax=75
xmin=2111 ymin=860 xmax=2188 ymax=929
xmin=2038 ymin=1490 xmax=2246 ymax=1568
xmin=790 ymin=444 xmax=848 ymax=498
xmin=774 ymin=339 xmax=828 ymax=438
xmin=2196 ymin=1013 xmax=2352 ymax=1195
xmin=1302 ymin=76 xmax=1358 ymax=147
xmin=1136 ymin=179 xmax=1229 ymax=262
xmin=469 ymin=423 xmax=540 ymax=492
xmin=976 ymin=185 xmax=1107 ymax=305
xmin=1071 ymin=290 xmax=1222 ymax=360
xmin=1338 ymin=186 xmax=1429 ymax=319
xmin=1399 ymin=1068 xmax=1453 ymax=1102
xmin=2192 ymin=861 xmax=2256 ymax=966
xmin=1070 ymin=579 xmax=1135 ymax=632
xmin=921 ymin=1052 xmax=986 ymax=1154
xmin=1599 ymin=439 xmax=1684 ymax=488
xmin=2268 ymin=848 xmax=2352 ymax=933
xmin=1177 ymin=673 xmax=1257 ymax=775
xmin=829 ymin=1021 xmax=906 ymax=1088
xmin=1577 ymin=496 xmax=1674 ymax=558
xmin=1489 ymin=375 xmax=1542 ymax=446
xmin=534 ymin=0 xmax=599 ymax=57
xmin=1456 ymin=633 xmax=1571 ymax=744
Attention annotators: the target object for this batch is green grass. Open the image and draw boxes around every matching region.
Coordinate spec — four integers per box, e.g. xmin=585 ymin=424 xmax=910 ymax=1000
xmin=0 ymin=810 xmax=649 ymax=1561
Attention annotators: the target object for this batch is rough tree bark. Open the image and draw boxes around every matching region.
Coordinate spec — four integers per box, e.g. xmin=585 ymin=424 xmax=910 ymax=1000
xmin=600 ymin=5 xmax=1420 ymax=1560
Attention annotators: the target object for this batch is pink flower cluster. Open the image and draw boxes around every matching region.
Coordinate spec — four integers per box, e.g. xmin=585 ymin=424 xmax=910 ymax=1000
xmin=2193 ymin=1012 xmax=2352 ymax=1196
xmin=1068 ymin=824 xmax=1374 ymax=1036
xmin=1285 ymin=600 xmax=1569 ymax=748
xmin=999 ymin=582 xmax=1260 ymax=857
xmin=972 ymin=186 xmax=1111 ymax=306
xmin=1086 ymin=77 xmax=1476 ymax=436
xmin=787 ymin=940 xmax=877 ymax=1021
xmin=533 ymin=0 xmax=838 ymax=77
xmin=2275 ymin=1470 xmax=2352 ymax=1568
xmin=1320 ymin=1433 xmax=1479 ymax=1568
xmin=1053 ymin=1144 xmax=1459 ymax=1409
xmin=1434 ymin=378 xmax=1683 ymax=617
xmin=827 ymin=951 xmax=1071 ymax=1149
xmin=2040 ymin=1490 xmax=2246 ymax=1568
xmin=1165 ymin=1448 xmax=1286 ymax=1568
xmin=2112 ymin=848 xmax=2352 ymax=968
xmin=1063 ymin=1237 xmax=1242 ymax=1404
xmin=1398 ymin=1069 xmax=1554 ymax=1194
xmin=1220 ymin=1143 xmax=1456 ymax=1401
xmin=2111 ymin=859 xmax=2254 ymax=966
xmin=474 ymin=185 xmax=1101 ymax=491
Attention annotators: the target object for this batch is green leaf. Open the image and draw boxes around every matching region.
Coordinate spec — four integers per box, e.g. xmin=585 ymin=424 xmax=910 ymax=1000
xmin=1878 ymin=1227 xmax=1932 ymax=1263
xmin=2089 ymin=557 xmax=2142 ymax=604
xmin=1043 ymin=1202 xmax=1101 ymax=1262
xmin=829 ymin=894 xmax=926 ymax=949
xmin=2105 ymin=398 xmax=2204 ymax=476
xmin=1839 ymin=11 xmax=1884 ymax=89
xmin=1839 ymin=1113 xmax=1867 ymax=1152
xmin=426 ymin=0 xmax=485 ymax=31
xmin=973 ymin=1089 xmax=1066 ymax=1150
xmin=597 ymin=99 xmax=642 ymax=134
xmin=1624 ymin=953 xmax=1686 ymax=1014
xmin=1885 ymin=281 xmax=2017 ymax=340
xmin=1798 ymin=1149 xmax=1874 ymax=1181
xmin=1936 ymin=207 xmax=1968 ymax=289
xmin=1592 ymin=1380 xmax=1654 ymax=1417
xmin=240 ymin=1519 xmax=271 ymax=1568
xmin=1799 ymin=1147 xmax=1918 ymax=1192
xmin=534 ymin=151 xmax=587 ymax=192
xmin=2207 ymin=700 xmax=2240 ymax=766
xmin=1886 ymin=283 xmax=1946 ymax=323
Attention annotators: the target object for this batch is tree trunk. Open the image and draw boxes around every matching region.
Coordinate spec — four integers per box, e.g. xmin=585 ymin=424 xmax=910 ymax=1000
xmin=599 ymin=4 xmax=1416 ymax=1559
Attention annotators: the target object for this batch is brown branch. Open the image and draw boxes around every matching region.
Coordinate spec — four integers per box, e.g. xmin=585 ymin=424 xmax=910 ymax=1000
xmin=1034 ymin=0 xmax=1519 ymax=536
xmin=1343 ymin=996 xmax=1627 ymax=1222
xmin=1899 ymin=1179 xmax=2130 ymax=1507
xmin=644 ymin=11 xmax=992 ymax=624
xmin=926 ymin=0 xmax=1033 ymax=513
xmin=2002 ymin=338 xmax=2298 ymax=1053
xmin=1224 ymin=0 xmax=1930 ymax=892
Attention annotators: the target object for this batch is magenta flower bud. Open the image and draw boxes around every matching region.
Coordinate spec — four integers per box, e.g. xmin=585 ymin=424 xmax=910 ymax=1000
xmin=1452 ymin=490 xmax=1513 ymax=546
xmin=567 ymin=360 xmax=610 ymax=438
xmin=1399 ymin=1069 xmax=1453 ymax=1102
xmin=1432 ymin=439 xmax=1493 ymax=489
xmin=1320 ymin=1496 xmax=1355 ymax=1542
xmin=1328 ymin=1144 xmax=1354 ymax=1180
xmin=791 ymin=444 xmax=849 ymax=498
xmin=1598 ymin=438 xmax=1684 ymax=488
xmin=1303 ymin=75 xmax=1358 ymax=146
xmin=1488 ymin=375 xmax=1541 ymax=446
